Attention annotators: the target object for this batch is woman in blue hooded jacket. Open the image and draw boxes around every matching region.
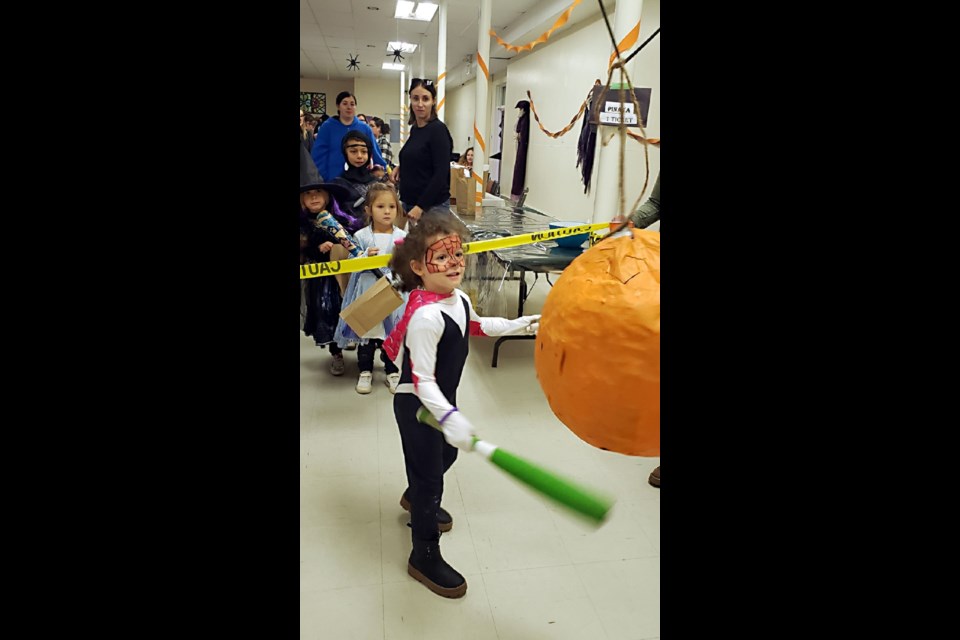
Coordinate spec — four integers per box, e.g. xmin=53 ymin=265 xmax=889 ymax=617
xmin=312 ymin=91 xmax=386 ymax=182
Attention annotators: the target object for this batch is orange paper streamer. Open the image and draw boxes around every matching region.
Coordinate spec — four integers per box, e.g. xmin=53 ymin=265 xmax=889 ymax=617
xmin=476 ymin=52 xmax=489 ymax=80
xmin=490 ymin=0 xmax=583 ymax=54
xmin=473 ymin=126 xmax=486 ymax=152
xmin=527 ymin=89 xmax=588 ymax=139
xmin=608 ymin=22 xmax=640 ymax=69
xmin=627 ymin=131 xmax=660 ymax=146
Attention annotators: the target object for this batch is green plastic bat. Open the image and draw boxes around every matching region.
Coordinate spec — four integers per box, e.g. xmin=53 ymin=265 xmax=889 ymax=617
xmin=417 ymin=407 xmax=615 ymax=525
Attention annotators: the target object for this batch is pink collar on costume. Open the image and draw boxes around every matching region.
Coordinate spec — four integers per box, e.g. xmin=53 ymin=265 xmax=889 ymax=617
xmin=383 ymin=289 xmax=454 ymax=362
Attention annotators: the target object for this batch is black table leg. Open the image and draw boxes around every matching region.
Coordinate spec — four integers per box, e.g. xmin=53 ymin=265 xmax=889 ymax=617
xmin=492 ymin=268 xmax=529 ymax=368
xmin=518 ymin=268 xmax=527 ymax=316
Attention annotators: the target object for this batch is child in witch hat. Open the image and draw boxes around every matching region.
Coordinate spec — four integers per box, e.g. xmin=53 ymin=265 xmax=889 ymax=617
xmin=300 ymin=145 xmax=364 ymax=376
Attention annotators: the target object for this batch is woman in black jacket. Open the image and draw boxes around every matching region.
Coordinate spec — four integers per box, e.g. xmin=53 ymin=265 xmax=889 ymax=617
xmin=390 ymin=78 xmax=453 ymax=226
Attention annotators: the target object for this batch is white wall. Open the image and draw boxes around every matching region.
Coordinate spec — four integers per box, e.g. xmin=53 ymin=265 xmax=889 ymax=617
xmin=354 ymin=78 xmax=405 ymax=126
xmin=444 ymin=70 xmax=505 ymax=161
xmin=444 ymin=81 xmax=477 ymax=157
xmin=299 ymin=78 xmax=403 ymax=125
xmin=497 ymin=3 xmax=660 ymax=220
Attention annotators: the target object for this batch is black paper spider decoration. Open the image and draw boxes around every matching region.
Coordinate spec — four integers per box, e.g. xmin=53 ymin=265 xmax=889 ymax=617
xmin=388 ymin=49 xmax=405 ymax=64
xmin=346 ymin=54 xmax=360 ymax=71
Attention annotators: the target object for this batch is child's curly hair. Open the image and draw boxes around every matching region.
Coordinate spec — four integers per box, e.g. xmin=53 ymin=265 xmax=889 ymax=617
xmin=389 ymin=212 xmax=469 ymax=293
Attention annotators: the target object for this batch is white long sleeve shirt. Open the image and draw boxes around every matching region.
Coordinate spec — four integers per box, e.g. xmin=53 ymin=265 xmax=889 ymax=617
xmin=395 ymin=289 xmax=535 ymax=423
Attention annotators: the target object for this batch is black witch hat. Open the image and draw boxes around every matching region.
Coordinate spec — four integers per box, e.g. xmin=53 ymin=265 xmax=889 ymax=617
xmin=299 ymin=142 xmax=350 ymax=201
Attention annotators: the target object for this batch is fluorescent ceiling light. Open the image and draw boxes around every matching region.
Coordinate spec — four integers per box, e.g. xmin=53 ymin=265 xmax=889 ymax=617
xmin=382 ymin=62 xmax=406 ymax=70
xmin=395 ymin=1 xmax=437 ymax=22
xmin=414 ymin=3 xmax=438 ymax=20
xmin=387 ymin=41 xmax=418 ymax=53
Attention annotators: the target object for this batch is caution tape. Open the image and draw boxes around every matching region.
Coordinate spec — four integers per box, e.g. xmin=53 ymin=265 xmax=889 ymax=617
xmin=299 ymin=222 xmax=611 ymax=280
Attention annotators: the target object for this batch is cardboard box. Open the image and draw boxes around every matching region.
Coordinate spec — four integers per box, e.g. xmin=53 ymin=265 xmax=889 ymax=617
xmin=339 ymin=274 xmax=403 ymax=337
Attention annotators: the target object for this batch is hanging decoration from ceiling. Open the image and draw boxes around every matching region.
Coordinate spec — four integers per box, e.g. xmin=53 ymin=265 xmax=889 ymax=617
xmin=489 ymin=0 xmax=583 ymax=54
xmin=346 ymin=53 xmax=361 ymax=71
xmin=387 ymin=48 xmax=405 ymax=64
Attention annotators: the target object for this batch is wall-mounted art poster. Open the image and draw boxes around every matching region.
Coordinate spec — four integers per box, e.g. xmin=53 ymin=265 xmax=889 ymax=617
xmin=300 ymin=92 xmax=327 ymax=116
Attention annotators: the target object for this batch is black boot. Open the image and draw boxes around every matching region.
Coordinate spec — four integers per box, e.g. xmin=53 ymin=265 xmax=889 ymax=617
xmin=400 ymin=489 xmax=453 ymax=532
xmin=648 ymin=466 xmax=660 ymax=488
xmin=408 ymin=536 xmax=467 ymax=598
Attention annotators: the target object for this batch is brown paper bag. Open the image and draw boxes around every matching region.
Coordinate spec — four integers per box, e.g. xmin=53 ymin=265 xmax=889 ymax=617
xmin=449 ymin=166 xmax=460 ymax=204
xmin=455 ymin=174 xmax=474 ymax=215
xmin=339 ymin=275 xmax=404 ymax=337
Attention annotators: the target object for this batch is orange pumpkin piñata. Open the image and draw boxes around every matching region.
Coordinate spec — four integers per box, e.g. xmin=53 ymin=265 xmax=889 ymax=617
xmin=534 ymin=229 xmax=660 ymax=456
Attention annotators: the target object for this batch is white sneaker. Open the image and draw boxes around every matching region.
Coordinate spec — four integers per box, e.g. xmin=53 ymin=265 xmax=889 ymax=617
xmin=356 ymin=371 xmax=373 ymax=394
xmin=330 ymin=354 xmax=346 ymax=376
xmin=385 ymin=372 xmax=401 ymax=394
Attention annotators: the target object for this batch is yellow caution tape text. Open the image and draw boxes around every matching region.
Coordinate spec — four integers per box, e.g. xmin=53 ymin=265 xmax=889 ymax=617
xmin=299 ymin=222 xmax=610 ymax=280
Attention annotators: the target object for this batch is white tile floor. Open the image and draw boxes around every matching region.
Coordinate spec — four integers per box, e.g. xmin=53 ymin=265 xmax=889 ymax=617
xmin=300 ymin=278 xmax=660 ymax=640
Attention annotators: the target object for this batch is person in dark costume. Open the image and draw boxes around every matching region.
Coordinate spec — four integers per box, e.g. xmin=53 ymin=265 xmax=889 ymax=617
xmin=576 ymin=80 xmax=603 ymax=194
xmin=300 ymin=142 xmax=363 ymax=376
xmin=511 ymin=100 xmax=531 ymax=201
xmin=331 ymin=130 xmax=385 ymax=221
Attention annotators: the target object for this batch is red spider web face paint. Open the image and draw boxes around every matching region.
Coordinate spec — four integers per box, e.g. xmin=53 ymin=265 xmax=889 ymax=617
xmin=424 ymin=235 xmax=465 ymax=273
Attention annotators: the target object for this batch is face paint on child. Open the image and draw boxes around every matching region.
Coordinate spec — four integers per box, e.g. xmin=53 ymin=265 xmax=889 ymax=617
xmin=424 ymin=235 xmax=465 ymax=274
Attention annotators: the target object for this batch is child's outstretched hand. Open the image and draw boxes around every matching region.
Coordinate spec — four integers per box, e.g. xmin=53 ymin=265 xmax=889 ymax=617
xmin=441 ymin=409 xmax=476 ymax=452
xmin=367 ymin=247 xmax=380 ymax=257
xmin=319 ymin=241 xmax=334 ymax=253
xmin=521 ymin=314 xmax=541 ymax=334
